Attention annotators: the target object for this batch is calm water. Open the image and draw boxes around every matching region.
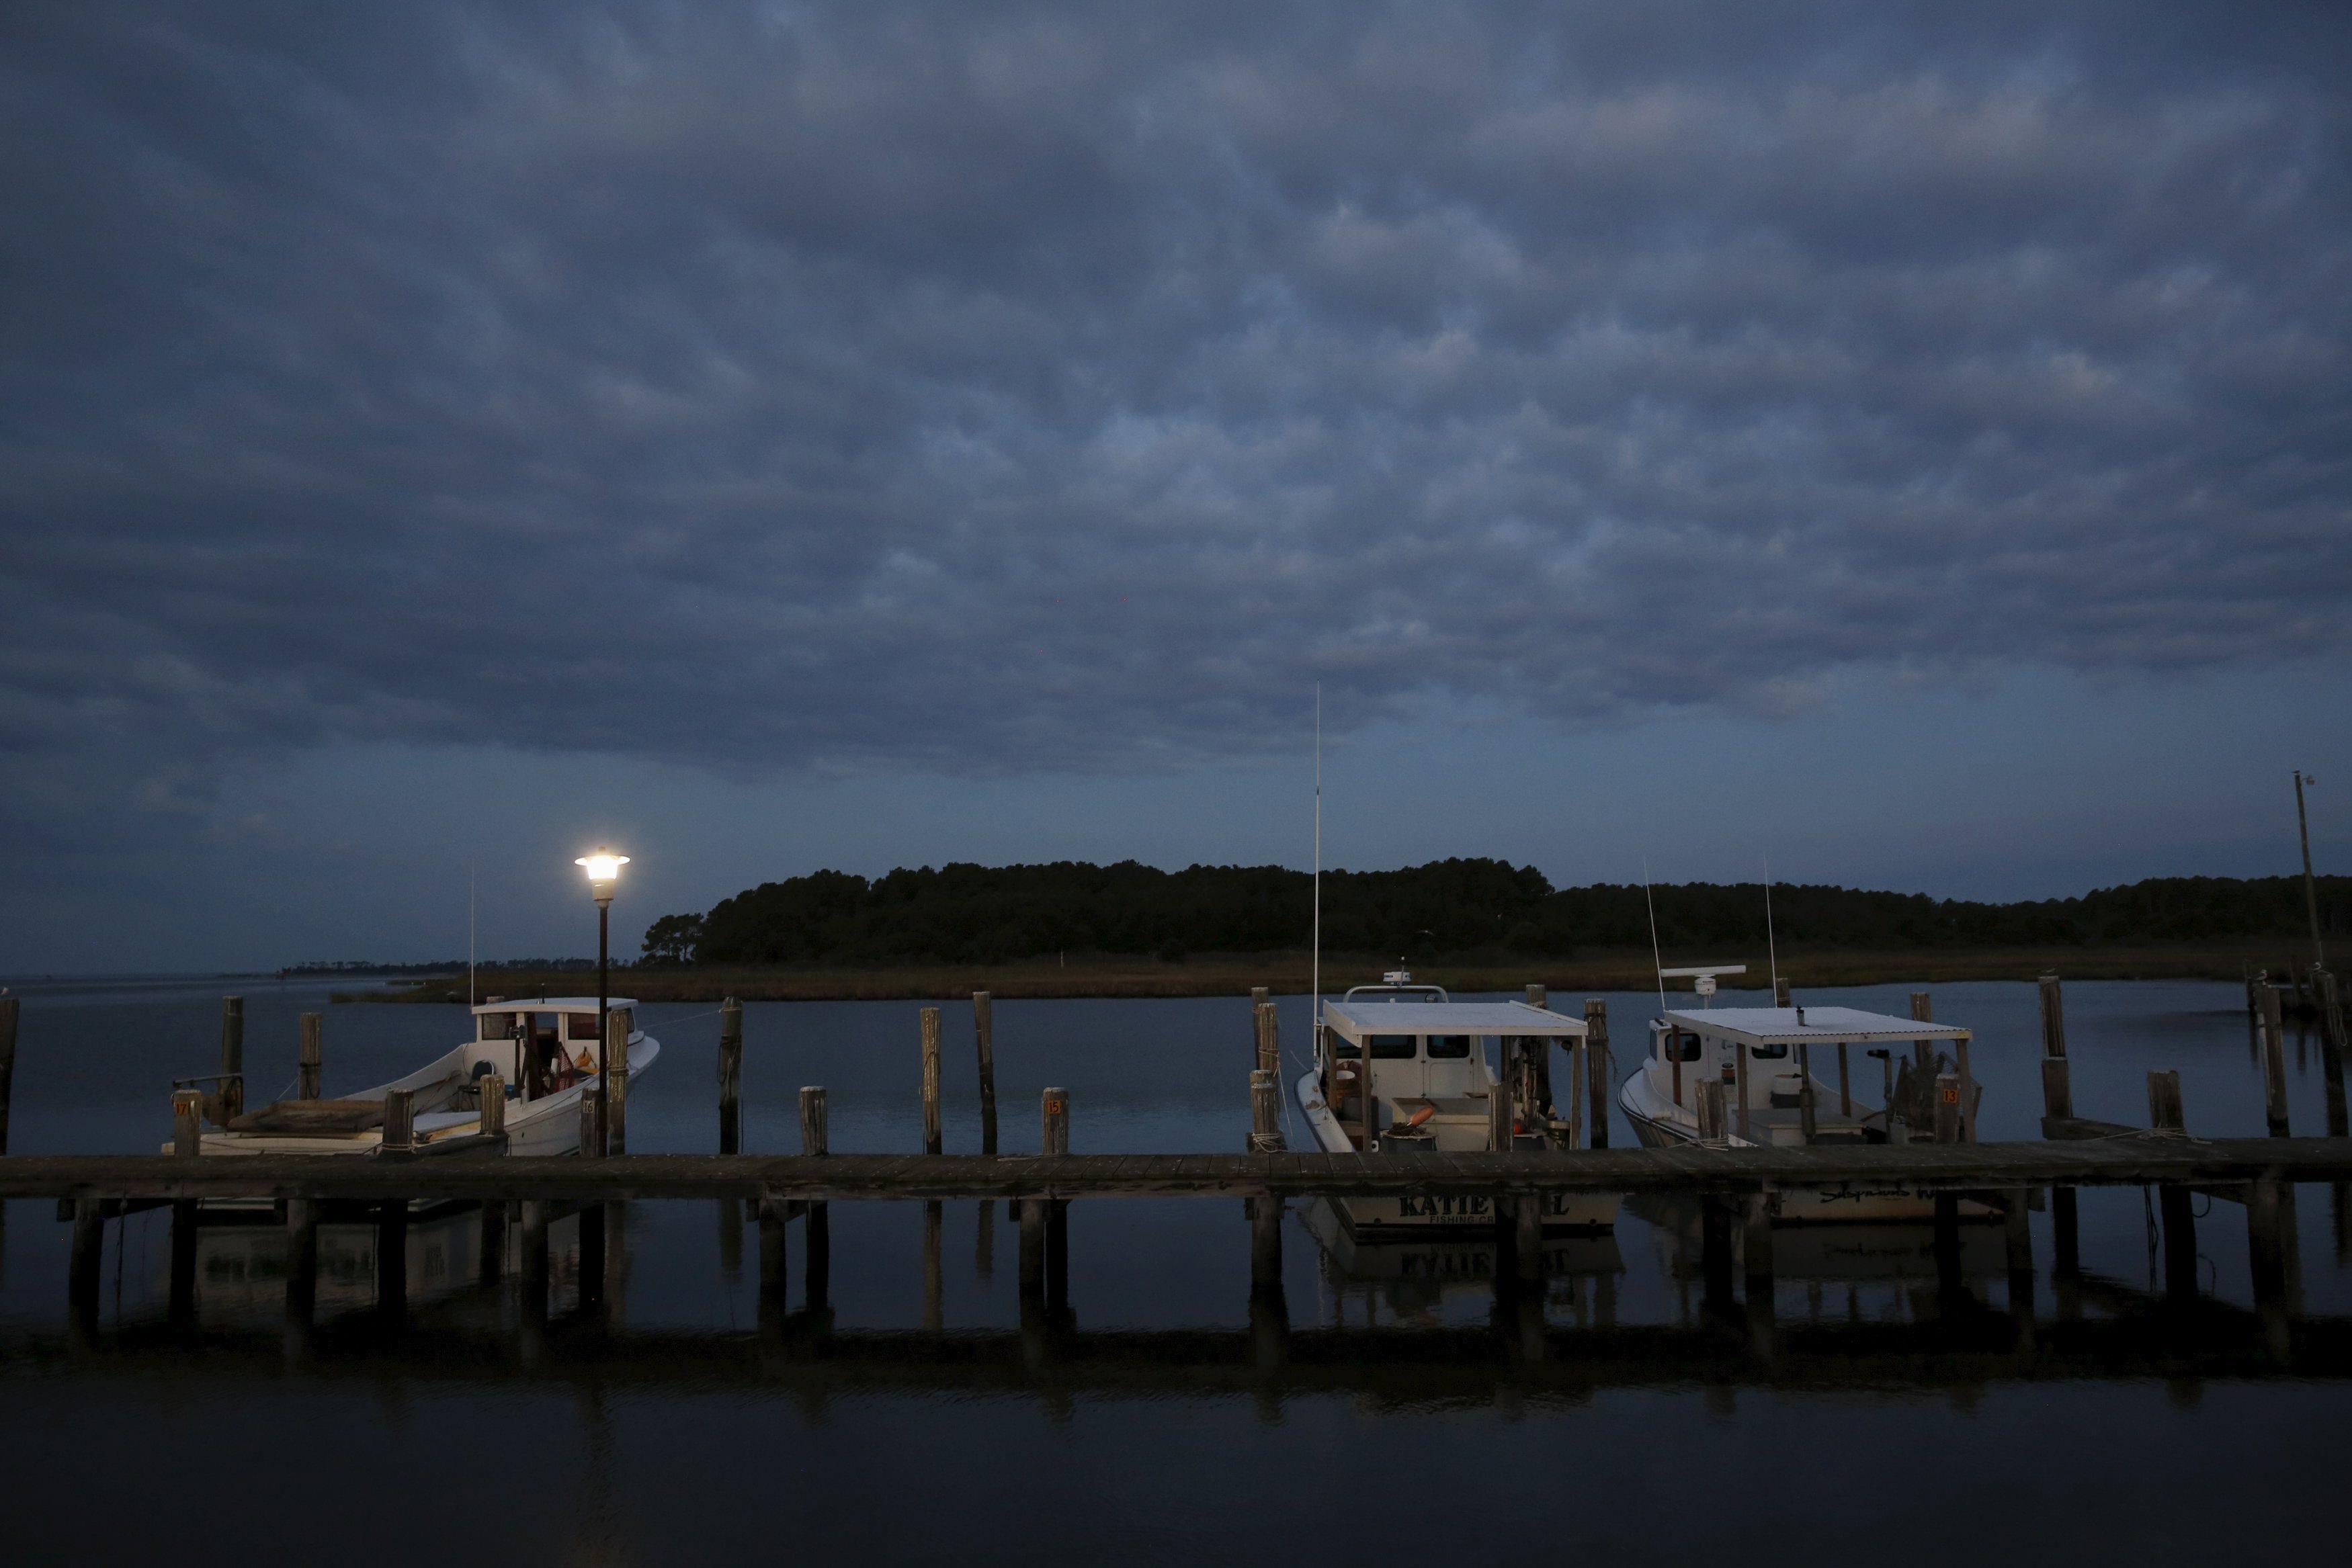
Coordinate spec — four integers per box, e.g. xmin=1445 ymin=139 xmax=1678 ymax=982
xmin=3 ymin=975 xmax=2349 ymax=1565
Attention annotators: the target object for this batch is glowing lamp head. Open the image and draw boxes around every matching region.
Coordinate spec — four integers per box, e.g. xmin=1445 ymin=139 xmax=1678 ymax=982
xmin=575 ymin=848 xmax=629 ymax=905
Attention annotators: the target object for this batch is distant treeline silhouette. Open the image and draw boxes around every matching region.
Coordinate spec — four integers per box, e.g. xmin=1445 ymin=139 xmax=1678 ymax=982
xmin=636 ymin=861 xmax=2348 ymax=967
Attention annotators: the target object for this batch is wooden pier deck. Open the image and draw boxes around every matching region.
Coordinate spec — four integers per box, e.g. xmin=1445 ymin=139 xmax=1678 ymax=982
xmin=7 ymin=1137 xmax=2352 ymax=1206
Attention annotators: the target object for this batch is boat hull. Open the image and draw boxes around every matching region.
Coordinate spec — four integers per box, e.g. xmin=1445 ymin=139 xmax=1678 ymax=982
xmin=1617 ymin=1071 xmax=1995 ymax=1224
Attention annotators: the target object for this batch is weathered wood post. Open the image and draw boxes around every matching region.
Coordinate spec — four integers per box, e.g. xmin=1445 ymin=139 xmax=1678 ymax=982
xmin=1908 ymin=991 xmax=1934 ymax=1083
xmin=383 ymin=1087 xmax=415 ymax=1152
xmin=2038 ymin=972 xmax=2079 ymax=1280
xmin=1932 ymin=1071 xmax=1960 ymax=1145
xmin=2146 ymin=1070 xmax=2196 ymax=1300
xmin=1583 ymin=999 xmax=1611 ymax=1147
xmin=0 ymin=992 xmax=18 ymax=1154
xmin=1733 ymin=1035 xmax=1751 ymax=1142
xmin=172 ymin=1087 xmax=204 ymax=1156
xmin=920 ymin=1006 xmax=943 ymax=1155
xmin=477 ymin=1072 xmax=506 ymax=1137
xmin=1255 ymin=1002 xmax=1282 ymax=1078
xmin=576 ymin=1084 xmax=598 ymax=1158
xmin=800 ymin=1086 xmax=829 ymax=1312
xmin=1250 ymin=1068 xmax=1281 ymax=1153
xmin=717 ymin=997 xmax=743 ymax=1155
xmin=1773 ymin=977 xmax=1791 ymax=1008
xmin=607 ymin=1008 xmax=632 ymax=1155
xmin=2261 ymin=984 xmax=2291 ymax=1136
xmin=973 ymin=991 xmax=997 ymax=1156
xmin=218 ymin=995 xmax=245 ymax=1123
xmin=1042 ymin=1086 xmax=1069 ymax=1156
xmin=1524 ymin=984 xmax=1555 ymax=1113
xmin=1488 ymin=1045 xmax=1511 ymax=1151
xmin=296 ymin=1012 xmax=323 ymax=1100
xmin=285 ymin=1196 xmax=319 ymax=1333
xmin=1695 ymin=1078 xmax=1728 ymax=1145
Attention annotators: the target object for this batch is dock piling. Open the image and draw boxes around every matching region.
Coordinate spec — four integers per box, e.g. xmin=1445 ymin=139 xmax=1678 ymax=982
xmin=1583 ymin=999 xmax=1611 ymax=1148
xmin=1042 ymin=1086 xmax=1069 ymax=1156
xmin=607 ymin=1010 xmax=632 ymax=1156
xmin=298 ymin=1012 xmax=322 ymax=1100
xmin=477 ymin=1073 xmax=505 ymax=1137
xmin=2261 ymin=986 xmax=2292 ymax=1137
xmin=1249 ymin=1068 xmax=1280 ymax=1153
xmin=801 ymin=1086 xmax=830 ymax=1311
xmin=973 ymin=992 xmax=997 ymax=1157
xmin=1933 ymin=1072 xmax=1960 ymax=1145
xmin=1796 ymin=1043 xmax=1817 ymax=1143
xmin=576 ymin=1085 xmax=598 ymax=1159
xmin=383 ymin=1088 xmax=415 ymax=1152
xmin=218 ymin=996 xmax=244 ymax=1124
xmin=172 ymin=1088 xmax=202 ymax=1156
xmin=1696 ymin=1079 xmax=1728 ymax=1145
xmin=920 ymin=1007 xmax=942 ymax=1156
xmin=717 ymin=997 xmax=743 ymax=1155
xmin=2038 ymin=973 xmax=2067 ymax=1057
xmin=800 ymin=1086 xmax=829 ymax=1156
xmin=2040 ymin=970 xmax=2076 ymax=1276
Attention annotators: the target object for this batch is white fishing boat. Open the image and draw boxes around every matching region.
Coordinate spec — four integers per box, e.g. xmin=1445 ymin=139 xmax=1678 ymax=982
xmin=1616 ymin=992 xmax=1990 ymax=1222
xmin=173 ymin=997 xmax=659 ymax=1158
xmin=1294 ymin=977 xmax=1620 ymax=1235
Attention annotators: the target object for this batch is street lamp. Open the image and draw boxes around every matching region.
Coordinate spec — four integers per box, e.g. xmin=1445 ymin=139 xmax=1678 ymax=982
xmin=575 ymin=847 xmax=629 ymax=1151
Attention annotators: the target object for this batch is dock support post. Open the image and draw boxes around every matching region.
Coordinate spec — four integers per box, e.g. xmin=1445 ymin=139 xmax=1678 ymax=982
xmin=1774 ymin=977 xmax=1790 ymax=1008
xmin=169 ymin=1192 xmax=198 ymax=1330
xmin=1250 ymin=1068 xmax=1281 ymax=1153
xmin=800 ymin=1085 xmax=829 ymax=1315
xmin=477 ymin=1072 xmax=505 ymax=1138
xmin=218 ymin=995 xmax=244 ymax=1124
xmin=1524 ymin=984 xmax=1555 ymax=1114
xmin=1733 ymin=1039 xmax=1751 ymax=1143
xmin=717 ymin=997 xmax=743 ymax=1154
xmin=606 ymin=1009 xmax=631 ymax=1156
xmin=67 ymin=1199 xmax=103 ymax=1342
xmin=1017 ymin=1197 xmax=1046 ymax=1301
xmin=2040 ymin=1057 xmax=2074 ymax=1121
xmin=0 ymin=992 xmax=17 ymax=1154
xmin=1699 ymin=1198 xmax=1735 ymax=1321
xmin=520 ymin=1199 xmax=550 ymax=1323
xmin=2249 ymin=1173 xmax=2293 ymax=1360
xmin=973 ymin=991 xmax=997 ymax=1157
xmin=921 ymin=1006 xmax=942 ymax=1155
xmin=1255 ymin=1000 xmax=1281 ymax=1078
xmin=376 ymin=1200 xmax=408 ymax=1323
xmin=2005 ymin=1192 xmax=2035 ymax=1326
xmin=2261 ymin=986 xmax=2291 ymax=1137
xmin=1042 ymin=1086 xmax=1068 ymax=1156
xmin=284 ymin=1196 xmax=318 ymax=1350
xmin=173 ymin=1087 xmax=203 ymax=1157
xmin=1909 ymin=992 xmax=1933 ymax=1086
xmin=1583 ymin=999 xmax=1611 ymax=1147
xmin=2038 ymin=972 xmax=2067 ymax=1056
xmin=1251 ymin=1186 xmax=1282 ymax=1297
xmin=1695 ymin=1079 xmax=1728 ymax=1145
xmin=1933 ymin=1072 xmax=1960 ymax=1145
xmin=758 ymin=1192 xmax=788 ymax=1340
xmin=297 ymin=1012 xmax=322 ymax=1100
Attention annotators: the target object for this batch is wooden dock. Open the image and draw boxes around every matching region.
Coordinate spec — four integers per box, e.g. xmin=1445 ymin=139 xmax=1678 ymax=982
xmin=7 ymin=1137 xmax=2352 ymax=1205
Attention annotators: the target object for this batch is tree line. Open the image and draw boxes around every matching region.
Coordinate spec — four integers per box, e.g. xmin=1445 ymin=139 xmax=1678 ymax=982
xmin=634 ymin=859 xmax=2349 ymax=967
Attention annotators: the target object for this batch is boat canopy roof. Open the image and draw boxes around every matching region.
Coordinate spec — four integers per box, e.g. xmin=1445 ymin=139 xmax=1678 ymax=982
xmin=469 ymin=996 xmax=637 ymax=1015
xmin=1322 ymin=1000 xmax=1587 ymax=1039
xmin=1662 ymin=1006 xmax=1970 ymax=1045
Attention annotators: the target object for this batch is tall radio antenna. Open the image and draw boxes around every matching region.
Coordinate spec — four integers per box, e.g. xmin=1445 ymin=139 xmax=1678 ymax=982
xmin=1311 ymin=683 xmax=1322 ymax=1028
xmin=468 ymin=859 xmax=477 ymax=1010
xmin=1763 ymin=851 xmax=1779 ymax=998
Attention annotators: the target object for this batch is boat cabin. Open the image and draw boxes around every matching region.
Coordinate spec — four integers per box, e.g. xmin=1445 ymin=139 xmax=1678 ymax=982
xmin=1318 ymin=986 xmax=1588 ymax=1151
xmin=469 ymin=996 xmax=633 ymax=1103
xmin=1644 ymin=1004 xmax=1973 ymax=1144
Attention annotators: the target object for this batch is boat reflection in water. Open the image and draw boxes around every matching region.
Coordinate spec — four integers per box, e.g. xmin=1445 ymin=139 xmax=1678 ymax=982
xmin=1302 ymin=1194 xmax=1624 ymax=1330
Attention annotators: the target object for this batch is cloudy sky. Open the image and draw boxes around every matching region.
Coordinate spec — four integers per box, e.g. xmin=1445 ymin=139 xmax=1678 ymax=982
xmin=4 ymin=1 xmax=2347 ymax=971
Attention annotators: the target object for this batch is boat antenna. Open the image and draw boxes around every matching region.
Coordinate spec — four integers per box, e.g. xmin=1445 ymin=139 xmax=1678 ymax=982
xmin=1311 ymin=683 xmax=1322 ymax=1031
xmin=1643 ymin=861 xmax=1667 ymax=1013
xmin=1763 ymin=851 xmax=1779 ymax=999
xmin=468 ymin=859 xmax=477 ymax=1010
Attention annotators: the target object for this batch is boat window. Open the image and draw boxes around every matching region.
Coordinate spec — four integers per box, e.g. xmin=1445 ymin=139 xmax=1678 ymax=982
xmin=1750 ymin=1042 xmax=1789 ymax=1059
xmin=1425 ymin=1034 xmax=1472 ymax=1059
xmin=476 ymin=1012 xmax=517 ymax=1043
xmin=1367 ymin=1034 xmax=1415 ymax=1059
xmin=565 ymin=1012 xmax=602 ymax=1041
xmin=1673 ymin=1031 xmax=1704 ymax=1061
xmin=1332 ymin=1038 xmax=1360 ymax=1059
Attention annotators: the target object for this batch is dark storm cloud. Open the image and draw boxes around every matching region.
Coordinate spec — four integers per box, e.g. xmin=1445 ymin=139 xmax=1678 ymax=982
xmin=4 ymin=1 xmax=2349 ymax=846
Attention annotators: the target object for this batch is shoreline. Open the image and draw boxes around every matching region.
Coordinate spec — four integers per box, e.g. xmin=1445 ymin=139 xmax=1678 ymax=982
xmin=334 ymin=943 xmax=2295 ymax=1004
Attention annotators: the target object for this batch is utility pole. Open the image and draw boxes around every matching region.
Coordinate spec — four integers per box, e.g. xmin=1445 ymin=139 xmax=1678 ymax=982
xmin=2295 ymin=769 xmax=2324 ymax=970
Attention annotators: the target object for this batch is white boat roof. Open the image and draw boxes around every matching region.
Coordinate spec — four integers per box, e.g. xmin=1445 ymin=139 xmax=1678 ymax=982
xmin=469 ymin=996 xmax=638 ymax=1014
xmin=1322 ymin=1000 xmax=1587 ymax=1037
xmin=1663 ymin=1006 xmax=1970 ymax=1045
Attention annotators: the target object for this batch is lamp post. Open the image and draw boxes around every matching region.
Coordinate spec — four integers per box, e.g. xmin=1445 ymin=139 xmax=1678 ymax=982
xmin=2294 ymin=772 xmax=2323 ymax=971
xmin=575 ymin=848 xmax=629 ymax=1151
